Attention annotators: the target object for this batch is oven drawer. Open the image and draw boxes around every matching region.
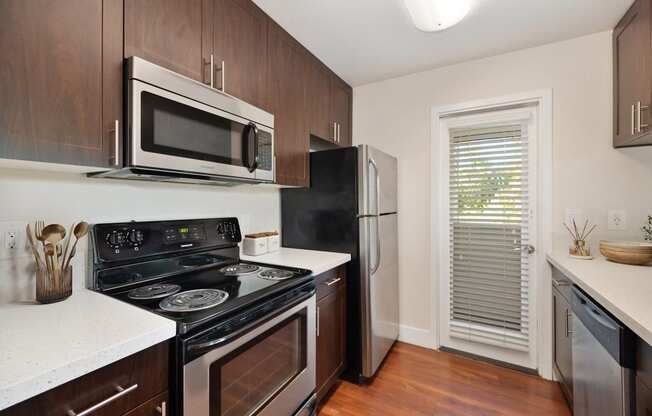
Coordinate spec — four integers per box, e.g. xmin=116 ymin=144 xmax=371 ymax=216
xmin=316 ymin=266 xmax=346 ymax=301
xmin=2 ymin=341 xmax=169 ymax=416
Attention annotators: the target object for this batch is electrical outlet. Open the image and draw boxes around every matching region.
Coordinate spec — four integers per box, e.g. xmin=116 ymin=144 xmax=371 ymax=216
xmin=0 ymin=221 xmax=30 ymax=260
xmin=5 ymin=231 xmax=17 ymax=249
xmin=608 ymin=210 xmax=627 ymax=231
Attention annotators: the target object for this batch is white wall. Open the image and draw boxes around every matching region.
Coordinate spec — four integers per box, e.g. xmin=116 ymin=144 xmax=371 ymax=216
xmin=0 ymin=168 xmax=280 ymax=302
xmin=353 ymin=30 xmax=652 ymax=342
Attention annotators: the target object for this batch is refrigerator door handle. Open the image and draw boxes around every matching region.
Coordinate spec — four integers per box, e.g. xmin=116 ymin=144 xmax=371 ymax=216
xmin=371 ymin=217 xmax=381 ymax=275
xmin=368 ymin=157 xmax=381 ymax=275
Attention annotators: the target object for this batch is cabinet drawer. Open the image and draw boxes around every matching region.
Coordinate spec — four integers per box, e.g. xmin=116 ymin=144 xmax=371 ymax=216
xmin=315 ymin=266 xmax=346 ymax=301
xmin=2 ymin=342 xmax=169 ymax=416
xmin=551 ymin=267 xmax=573 ymax=302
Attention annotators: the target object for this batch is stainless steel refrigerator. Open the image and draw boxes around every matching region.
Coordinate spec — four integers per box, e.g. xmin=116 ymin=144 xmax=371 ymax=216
xmin=281 ymin=144 xmax=398 ymax=382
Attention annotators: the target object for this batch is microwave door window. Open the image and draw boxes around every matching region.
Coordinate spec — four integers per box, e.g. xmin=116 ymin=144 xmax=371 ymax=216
xmin=141 ymin=91 xmax=245 ymax=167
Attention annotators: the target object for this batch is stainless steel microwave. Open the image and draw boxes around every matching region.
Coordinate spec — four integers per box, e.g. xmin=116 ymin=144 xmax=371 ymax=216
xmin=91 ymin=57 xmax=274 ymax=186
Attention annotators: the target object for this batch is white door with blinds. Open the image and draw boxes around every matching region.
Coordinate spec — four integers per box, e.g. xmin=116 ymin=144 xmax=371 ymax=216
xmin=438 ymin=107 xmax=538 ymax=369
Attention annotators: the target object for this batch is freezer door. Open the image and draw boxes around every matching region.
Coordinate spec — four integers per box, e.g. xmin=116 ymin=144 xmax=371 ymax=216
xmin=359 ymin=145 xmax=398 ymax=216
xmin=359 ymin=214 xmax=399 ymax=378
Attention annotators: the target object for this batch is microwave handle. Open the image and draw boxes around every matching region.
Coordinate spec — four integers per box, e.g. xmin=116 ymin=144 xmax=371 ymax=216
xmin=242 ymin=122 xmax=258 ymax=173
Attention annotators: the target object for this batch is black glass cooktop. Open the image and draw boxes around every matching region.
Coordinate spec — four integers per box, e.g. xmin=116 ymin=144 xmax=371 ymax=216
xmin=98 ymin=250 xmax=312 ymax=334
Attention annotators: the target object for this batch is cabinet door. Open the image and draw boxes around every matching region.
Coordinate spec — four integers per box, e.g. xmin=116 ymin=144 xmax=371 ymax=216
xmin=316 ymin=286 xmax=346 ymax=401
xmin=267 ymin=23 xmax=310 ymax=187
xmin=125 ymin=0 xmax=211 ymax=84
xmin=330 ymin=75 xmax=352 ymax=147
xmin=553 ymin=289 xmax=573 ymax=402
xmin=308 ymin=58 xmax=334 ymax=142
xmin=0 ymin=0 xmax=121 ymax=168
xmin=613 ymin=0 xmax=652 ymax=147
xmin=213 ymin=0 xmax=268 ymax=110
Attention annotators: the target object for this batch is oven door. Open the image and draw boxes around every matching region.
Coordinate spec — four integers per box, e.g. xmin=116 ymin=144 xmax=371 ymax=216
xmin=183 ymin=295 xmax=316 ymax=416
xmin=128 ymin=79 xmax=274 ymax=182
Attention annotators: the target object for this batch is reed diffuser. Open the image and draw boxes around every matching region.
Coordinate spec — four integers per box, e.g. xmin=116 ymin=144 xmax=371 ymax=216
xmin=27 ymin=220 xmax=89 ymax=304
xmin=563 ymin=219 xmax=596 ymax=259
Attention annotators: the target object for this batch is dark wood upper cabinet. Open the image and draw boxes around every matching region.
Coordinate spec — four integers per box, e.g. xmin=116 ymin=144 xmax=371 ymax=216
xmin=212 ymin=0 xmax=269 ymax=110
xmin=308 ymin=58 xmax=335 ymax=142
xmin=0 ymin=0 xmax=122 ymax=168
xmin=613 ymin=0 xmax=652 ymax=147
xmin=267 ymin=23 xmax=310 ymax=187
xmin=125 ymin=0 xmax=211 ymax=84
xmin=306 ymin=59 xmax=353 ymax=147
xmin=331 ymin=75 xmax=353 ymax=147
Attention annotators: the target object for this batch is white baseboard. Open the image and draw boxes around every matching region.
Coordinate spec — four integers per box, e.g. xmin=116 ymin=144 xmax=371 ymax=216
xmin=398 ymin=324 xmax=435 ymax=349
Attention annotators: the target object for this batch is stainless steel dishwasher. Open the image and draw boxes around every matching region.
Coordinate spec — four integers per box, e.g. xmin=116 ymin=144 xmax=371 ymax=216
xmin=572 ymin=286 xmax=636 ymax=416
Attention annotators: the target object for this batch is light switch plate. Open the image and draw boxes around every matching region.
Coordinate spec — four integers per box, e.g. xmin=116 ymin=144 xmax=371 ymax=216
xmin=607 ymin=210 xmax=627 ymax=231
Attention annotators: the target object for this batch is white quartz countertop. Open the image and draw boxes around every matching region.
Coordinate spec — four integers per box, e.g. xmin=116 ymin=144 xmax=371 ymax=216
xmin=0 ymin=289 xmax=176 ymax=411
xmin=241 ymin=247 xmax=351 ymax=275
xmin=547 ymin=248 xmax=652 ymax=346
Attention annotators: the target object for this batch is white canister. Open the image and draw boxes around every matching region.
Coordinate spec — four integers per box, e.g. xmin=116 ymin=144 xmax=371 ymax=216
xmin=243 ymin=234 xmax=268 ymax=256
xmin=267 ymin=233 xmax=280 ymax=252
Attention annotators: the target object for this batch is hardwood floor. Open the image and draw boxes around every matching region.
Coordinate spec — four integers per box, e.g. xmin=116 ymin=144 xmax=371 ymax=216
xmin=319 ymin=342 xmax=571 ymax=416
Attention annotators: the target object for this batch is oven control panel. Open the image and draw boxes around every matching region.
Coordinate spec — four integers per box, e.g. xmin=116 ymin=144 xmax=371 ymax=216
xmin=93 ymin=218 xmax=242 ymax=262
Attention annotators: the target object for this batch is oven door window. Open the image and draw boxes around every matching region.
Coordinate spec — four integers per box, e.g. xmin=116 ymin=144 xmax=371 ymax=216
xmin=140 ymin=91 xmax=246 ymax=166
xmin=210 ymin=312 xmax=307 ymax=416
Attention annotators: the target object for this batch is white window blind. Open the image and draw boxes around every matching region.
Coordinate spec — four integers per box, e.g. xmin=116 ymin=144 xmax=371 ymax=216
xmin=448 ymin=124 xmax=530 ymax=351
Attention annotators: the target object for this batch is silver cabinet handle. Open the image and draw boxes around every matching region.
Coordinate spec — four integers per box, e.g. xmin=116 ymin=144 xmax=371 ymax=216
xmin=326 ymin=277 xmax=341 ymax=286
xmin=110 ymin=119 xmax=120 ymax=167
xmin=210 ymin=54 xmax=214 ymax=88
xmin=216 ymin=60 xmax=225 ymax=92
xmin=332 ymin=122 xmax=337 ymax=142
xmin=337 ymin=123 xmax=341 ymax=143
xmin=66 ymin=384 xmax=138 ymax=416
xmin=156 ymin=401 xmax=167 ymax=416
xmin=632 ymin=104 xmax=636 ymax=135
xmin=204 ymin=54 xmax=214 ymax=87
xmin=638 ymin=101 xmax=649 ymax=132
xmin=316 ymin=306 xmax=320 ymax=337
xmin=552 ymin=278 xmax=570 ymax=287
xmin=565 ymin=310 xmax=573 ymax=337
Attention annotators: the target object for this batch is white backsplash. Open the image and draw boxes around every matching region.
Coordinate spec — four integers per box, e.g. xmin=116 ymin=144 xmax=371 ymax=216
xmin=0 ymin=168 xmax=281 ymax=303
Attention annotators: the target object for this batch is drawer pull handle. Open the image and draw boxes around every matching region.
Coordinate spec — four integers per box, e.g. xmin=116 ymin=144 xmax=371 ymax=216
xmin=552 ymin=278 xmax=569 ymax=287
xmin=156 ymin=401 xmax=167 ymax=416
xmin=66 ymin=384 xmax=138 ymax=416
xmin=326 ymin=277 xmax=342 ymax=286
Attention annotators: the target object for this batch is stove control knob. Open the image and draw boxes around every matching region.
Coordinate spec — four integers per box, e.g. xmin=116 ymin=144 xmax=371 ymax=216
xmin=128 ymin=229 xmax=145 ymax=245
xmin=217 ymin=223 xmax=225 ymax=235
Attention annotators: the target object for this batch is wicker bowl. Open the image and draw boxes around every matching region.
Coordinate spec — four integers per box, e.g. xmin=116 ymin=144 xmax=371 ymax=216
xmin=599 ymin=241 xmax=652 ymax=265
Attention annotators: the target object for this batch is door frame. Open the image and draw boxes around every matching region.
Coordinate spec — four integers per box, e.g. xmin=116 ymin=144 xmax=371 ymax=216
xmin=429 ymin=90 xmax=553 ymax=379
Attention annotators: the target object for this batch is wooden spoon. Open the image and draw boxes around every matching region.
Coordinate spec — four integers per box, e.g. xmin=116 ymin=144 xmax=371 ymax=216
xmin=41 ymin=224 xmax=66 ymax=277
xmin=63 ymin=222 xmax=89 ymax=270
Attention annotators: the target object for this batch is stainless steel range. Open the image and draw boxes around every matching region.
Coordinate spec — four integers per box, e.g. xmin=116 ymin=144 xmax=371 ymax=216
xmin=88 ymin=217 xmax=317 ymax=416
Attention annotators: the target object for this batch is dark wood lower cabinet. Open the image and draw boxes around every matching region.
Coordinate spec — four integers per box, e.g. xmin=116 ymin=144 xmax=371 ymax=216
xmin=123 ymin=391 xmax=168 ymax=416
xmin=315 ymin=266 xmax=347 ymax=401
xmin=551 ymin=268 xmax=573 ymax=407
xmin=1 ymin=341 xmax=170 ymax=416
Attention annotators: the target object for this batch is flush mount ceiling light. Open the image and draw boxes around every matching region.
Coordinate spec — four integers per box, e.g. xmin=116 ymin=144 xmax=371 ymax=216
xmin=404 ymin=0 xmax=472 ymax=32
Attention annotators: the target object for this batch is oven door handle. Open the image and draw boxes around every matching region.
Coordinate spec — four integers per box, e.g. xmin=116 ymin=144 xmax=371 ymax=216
xmin=187 ymin=290 xmax=314 ymax=355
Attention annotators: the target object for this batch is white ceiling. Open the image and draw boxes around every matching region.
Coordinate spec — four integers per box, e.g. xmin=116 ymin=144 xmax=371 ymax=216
xmin=252 ymin=0 xmax=634 ymax=86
